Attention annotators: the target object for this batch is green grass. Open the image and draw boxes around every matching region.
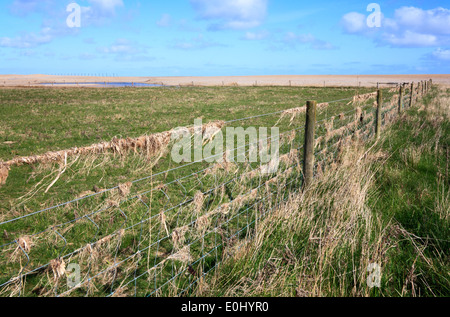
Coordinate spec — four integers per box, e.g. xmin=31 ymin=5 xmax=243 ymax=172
xmin=0 ymin=84 xmax=428 ymax=297
xmin=367 ymin=88 xmax=449 ymax=296
xmin=0 ymin=85 xmax=384 ymax=216
xmin=0 ymin=86 xmax=374 ymax=161
xmin=191 ymin=86 xmax=449 ymax=297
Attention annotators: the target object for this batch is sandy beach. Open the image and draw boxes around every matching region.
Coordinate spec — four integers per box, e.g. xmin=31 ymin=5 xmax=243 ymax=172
xmin=0 ymin=74 xmax=449 ymax=88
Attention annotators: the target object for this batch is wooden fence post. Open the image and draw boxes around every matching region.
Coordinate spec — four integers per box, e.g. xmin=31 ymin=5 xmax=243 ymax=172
xmin=409 ymin=82 xmax=414 ymax=108
xmin=376 ymin=89 xmax=382 ymax=139
xmin=303 ymin=101 xmax=317 ymax=188
xmin=398 ymin=85 xmax=404 ymax=114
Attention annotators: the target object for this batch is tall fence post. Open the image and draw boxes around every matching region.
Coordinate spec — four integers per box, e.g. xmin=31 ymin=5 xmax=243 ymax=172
xmin=409 ymin=82 xmax=414 ymax=108
xmin=303 ymin=100 xmax=317 ymax=188
xmin=398 ymin=85 xmax=404 ymax=114
xmin=376 ymin=89 xmax=382 ymax=139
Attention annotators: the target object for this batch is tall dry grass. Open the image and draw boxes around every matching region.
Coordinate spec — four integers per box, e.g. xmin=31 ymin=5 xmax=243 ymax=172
xmin=198 ymin=141 xmax=394 ymax=297
xmin=196 ymin=86 xmax=449 ymax=297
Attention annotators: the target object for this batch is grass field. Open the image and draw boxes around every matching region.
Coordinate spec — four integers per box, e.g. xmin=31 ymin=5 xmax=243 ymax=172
xmin=0 ymin=86 xmax=375 ymax=160
xmin=0 ymin=86 xmax=378 ymax=213
xmin=193 ymin=86 xmax=450 ymax=297
xmin=0 ymin=84 xmax=447 ymax=297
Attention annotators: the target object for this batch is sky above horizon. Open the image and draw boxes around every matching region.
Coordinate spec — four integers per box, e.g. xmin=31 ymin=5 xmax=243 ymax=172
xmin=0 ymin=0 xmax=449 ymax=76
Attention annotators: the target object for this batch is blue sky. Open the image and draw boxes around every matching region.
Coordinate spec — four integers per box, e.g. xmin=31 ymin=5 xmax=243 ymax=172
xmin=0 ymin=0 xmax=449 ymax=76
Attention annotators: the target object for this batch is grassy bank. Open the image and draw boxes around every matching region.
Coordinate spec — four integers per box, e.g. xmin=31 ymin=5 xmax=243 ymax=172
xmin=195 ymin=86 xmax=449 ymax=297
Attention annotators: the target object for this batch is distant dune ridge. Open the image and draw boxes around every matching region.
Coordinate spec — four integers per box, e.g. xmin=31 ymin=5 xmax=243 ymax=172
xmin=0 ymin=74 xmax=449 ymax=87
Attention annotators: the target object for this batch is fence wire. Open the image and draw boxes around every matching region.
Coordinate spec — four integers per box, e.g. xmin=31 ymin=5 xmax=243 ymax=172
xmin=0 ymin=84 xmax=431 ymax=297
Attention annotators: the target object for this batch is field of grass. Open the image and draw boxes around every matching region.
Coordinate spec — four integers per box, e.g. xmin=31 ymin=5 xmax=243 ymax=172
xmin=1 ymin=84 xmax=446 ymax=297
xmin=194 ymin=86 xmax=449 ymax=297
xmin=0 ymin=86 xmax=374 ymax=160
xmin=0 ymin=86 xmax=381 ymax=216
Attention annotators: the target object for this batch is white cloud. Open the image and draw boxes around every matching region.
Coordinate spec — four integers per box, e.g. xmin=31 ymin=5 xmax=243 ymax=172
xmin=0 ymin=27 xmax=57 ymax=48
xmin=88 ymin=0 xmax=124 ymax=14
xmin=242 ymin=30 xmax=270 ymax=40
xmin=383 ymin=31 xmax=438 ymax=47
xmin=393 ymin=7 xmax=450 ymax=35
xmin=9 ymin=0 xmax=123 ymax=18
xmin=283 ymin=32 xmax=337 ymax=50
xmin=9 ymin=0 xmax=54 ymax=16
xmin=431 ymin=48 xmax=450 ymax=61
xmin=341 ymin=12 xmax=367 ymax=34
xmin=96 ymin=38 xmax=153 ymax=62
xmin=81 ymin=1 xmax=124 ymax=25
xmin=10 ymin=0 xmax=39 ymax=15
xmin=3 ymin=0 xmax=124 ymax=49
xmin=98 ymin=38 xmax=143 ymax=55
xmin=170 ymin=34 xmax=225 ymax=50
xmin=0 ymin=35 xmax=49 ymax=49
xmin=341 ymin=6 xmax=450 ymax=47
xmin=190 ymin=0 xmax=268 ymax=30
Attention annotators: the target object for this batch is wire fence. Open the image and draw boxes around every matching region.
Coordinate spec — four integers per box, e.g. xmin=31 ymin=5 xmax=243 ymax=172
xmin=0 ymin=81 xmax=432 ymax=297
